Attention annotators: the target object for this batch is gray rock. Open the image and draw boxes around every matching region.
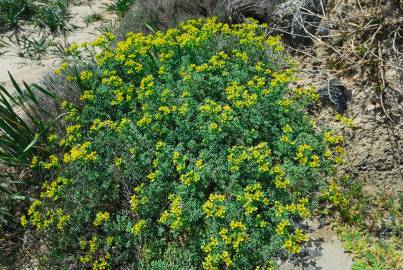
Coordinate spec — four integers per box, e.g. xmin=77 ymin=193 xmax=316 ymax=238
xmin=270 ymin=0 xmax=328 ymax=46
xmin=317 ymin=79 xmax=351 ymax=113
xmin=279 ymin=226 xmax=353 ymax=270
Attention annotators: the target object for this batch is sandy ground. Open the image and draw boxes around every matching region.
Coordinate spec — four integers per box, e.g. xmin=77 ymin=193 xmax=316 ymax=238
xmin=0 ymin=0 xmax=116 ymax=89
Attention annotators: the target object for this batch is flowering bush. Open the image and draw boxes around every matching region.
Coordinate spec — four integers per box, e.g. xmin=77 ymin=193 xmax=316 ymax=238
xmin=23 ymin=18 xmax=343 ymax=269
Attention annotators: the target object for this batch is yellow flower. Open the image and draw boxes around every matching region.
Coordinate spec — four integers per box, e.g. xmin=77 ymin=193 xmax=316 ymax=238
xmin=42 ymin=154 xmax=59 ymax=170
xmin=20 ymin=215 xmax=28 ymax=227
xmin=209 ymin=122 xmax=218 ymax=130
xmin=203 ymin=193 xmax=226 ymax=218
xmin=80 ymin=90 xmax=94 ymax=101
xmin=131 ymin=219 xmax=146 ymax=235
xmin=276 ymin=219 xmax=290 ymax=235
xmin=93 ymin=211 xmax=110 ymax=226
xmin=282 ymin=124 xmax=293 ymax=133
xmin=335 ymin=114 xmax=356 ymax=128
xmin=106 ymin=236 xmax=114 ymax=245
xmin=115 ymin=157 xmax=123 ymax=167
xmin=63 ymin=142 xmax=95 ymax=163
xmin=80 ymin=70 xmax=93 ymax=80
xmin=31 ymin=156 xmax=39 ymax=168
xmin=89 ymin=235 xmax=97 ymax=253
xmin=222 ymin=251 xmax=232 ymax=267
xmin=309 ymin=154 xmax=320 ymax=168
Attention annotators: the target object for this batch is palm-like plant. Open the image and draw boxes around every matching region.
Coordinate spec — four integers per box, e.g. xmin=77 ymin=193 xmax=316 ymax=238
xmin=0 ymin=72 xmax=55 ymax=168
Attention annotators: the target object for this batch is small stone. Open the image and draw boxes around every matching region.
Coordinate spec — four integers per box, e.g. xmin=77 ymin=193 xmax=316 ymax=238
xmin=317 ymin=79 xmax=351 ymax=112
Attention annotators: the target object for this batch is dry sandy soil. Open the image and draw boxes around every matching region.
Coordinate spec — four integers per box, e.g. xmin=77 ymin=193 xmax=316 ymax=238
xmin=0 ymin=0 xmax=116 ymax=89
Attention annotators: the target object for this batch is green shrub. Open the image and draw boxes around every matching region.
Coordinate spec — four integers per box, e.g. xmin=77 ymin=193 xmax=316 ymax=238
xmin=114 ymin=0 xmax=285 ymax=41
xmin=107 ymin=0 xmax=135 ymax=17
xmin=0 ymin=73 xmax=55 ymax=168
xmin=33 ymin=0 xmax=70 ymax=33
xmin=24 ymin=18 xmax=342 ymax=269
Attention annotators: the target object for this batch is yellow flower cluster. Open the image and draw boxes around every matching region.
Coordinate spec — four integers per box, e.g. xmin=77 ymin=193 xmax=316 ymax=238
xmin=41 ymin=154 xmax=59 ymax=170
xmin=28 ymin=200 xmax=70 ymax=231
xmin=202 ymin=248 xmax=233 ymax=270
xmin=286 ymin=198 xmax=310 ymax=218
xmin=225 ymin=81 xmax=258 ymax=108
xmin=276 ymin=219 xmax=290 ymax=235
xmin=80 ymin=90 xmax=94 ymax=101
xmin=225 ymin=221 xmax=248 ymax=249
xmin=54 ymin=62 xmax=68 ymax=75
xmin=293 ymin=86 xmax=320 ymax=101
xmin=130 ymin=184 xmax=148 ymax=212
xmin=79 ymin=234 xmax=113 ymax=269
xmin=90 ymin=118 xmax=115 ymax=131
xmin=202 ymin=220 xmax=248 ymax=269
xmin=64 ymin=42 xmax=79 ymax=55
xmin=236 ymin=183 xmax=269 ymax=215
xmin=324 ymin=131 xmax=344 ymax=144
xmin=60 ymin=100 xmax=79 ymax=121
xmin=270 ymin=69 xmax=296 ymax=87
xmin=188 ymin=51 xmax=229 ymax=73
xmin=323 ymin=131 xmax=345 ymax=164
xmin=227 ymin=142 xmax=271 ymax=173
xmin=274 ymin=217 xmax=309 ymax=254
xmin=202 ymin=193 xmax=226 ymax=218
xmin=180 ymin=171 xmax=201 ymax=186
xmin=172 ymin=151 xmax=188 ymax=173
xmin=80 ymin=70 xmax=93 ymax=80
xmin=111 ymin=84 xmax=134 ymax=105
xmin=60 ymin=124 xmax=81 ymax=146
xmin=63 ymin=142 xmax=97 ymax=163
xmin=159 ymin=194 xmax=183 ymax=231
xmin=131 ymin=219 xmax=146 ymax=235
xmin=40 ymin=176 xmax=69 ymax=201
xmin=272 ymin=164 xmax=290 ymax=189
xmin=31 ymin=155 xmax=39 ymax=168
xmin=93 ymin=211 xmax=110 ymax=226
xmin=265 ymin=36 xmax=284 ymax=52
xmin=294 ymin=144 xmax=313 ymax=165
xmin=92 ymin=254 xmax=110 ymax=270
xmin=137 ymin=75 xmax=154 ymax=100
xmin=335 ymin=114 xmax=356 ymax=128
xmin=321 ymin=180 xmax=348 ymax=207
xmin=20 ymin=215 xmax=28 ymax=227
xmin=283 ymin=228 xmax=308 ymax=254
xmin=199 ymin=99 xmax=234 ymax=124
xmin=101 ymin=73 xmax=123 ymax=88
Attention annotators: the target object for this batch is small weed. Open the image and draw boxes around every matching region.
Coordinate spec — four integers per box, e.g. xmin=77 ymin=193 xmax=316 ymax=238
xmin=322 ymin=175 xmax=401 ymax=269
xmin=0 ymin=0 xmax=71 ymax=34
xmin=95 ymin=19 xmax=118 ymax=35
xmin=34 ymin=0 xmax=71 ymax=34
xmin=0 ymin=0 xmax=35 ymax=30
xmin=0 ymin=72 xmax=56 ymax=167
xmin=15 ymin=33 xmax=54 ymax=60
xmin=0 ymin=38 xmax=9 ymax=56
xmin=337 ymin=225 xmax=401 ymax=270
xmin=106 ymin=0 xmax=134 ymax=17
xmin=84 ymin=12 xmax=103 ymax=25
